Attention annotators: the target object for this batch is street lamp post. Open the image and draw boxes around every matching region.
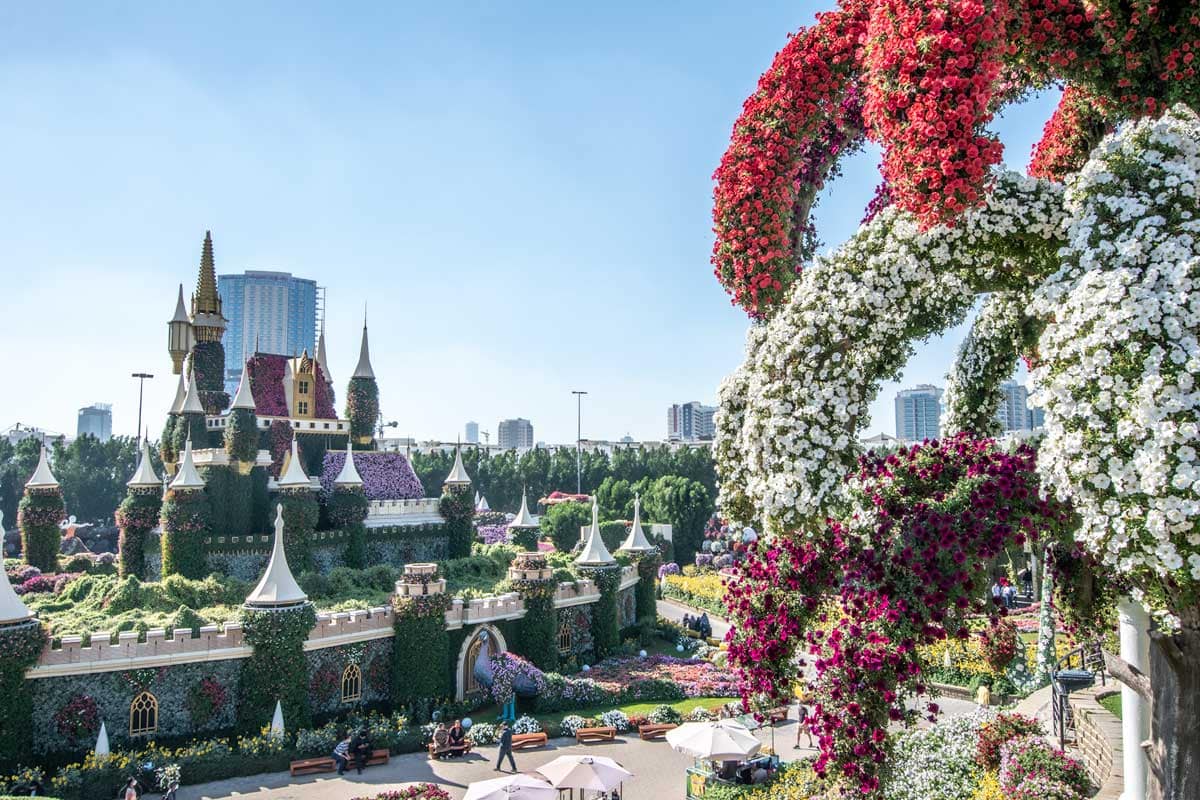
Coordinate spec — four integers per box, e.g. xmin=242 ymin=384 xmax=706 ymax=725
xmin=571 ymin=390 xmax=587 ymax=494
xmin=131 ymin=373 xmax=154 ymax=448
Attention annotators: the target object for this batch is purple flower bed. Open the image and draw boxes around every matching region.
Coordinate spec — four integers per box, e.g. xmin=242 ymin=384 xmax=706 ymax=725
xmin=477 ymin=524 xmax=511 ymax=545
xmin=320 ymin=451 xmax=424 ymax=501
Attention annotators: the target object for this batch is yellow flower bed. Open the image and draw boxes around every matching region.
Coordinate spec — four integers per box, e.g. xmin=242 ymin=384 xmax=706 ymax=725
xmin=663 ymin=572 xmax=726 ymax=615
xmin=920 ymin=636 xmax=992 ymax=677
xmin=971 ymin=770 xmax=1003 ymax=800
xmin=732 ymin=761 xmax=824 ymax=799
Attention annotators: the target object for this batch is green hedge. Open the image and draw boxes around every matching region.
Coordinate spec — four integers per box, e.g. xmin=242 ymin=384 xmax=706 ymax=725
xmin=170 ymin=412 xmax=208 ymax=457
xmin=278 ymin=490 xmax=319 ymax=574
xmin=199 ymin=466 xmax=253 ymax=538
xmin=18 ymin=488 xmax=64 ymax=572
xmin=345 ymin=376 xmax=379 ymax=443
xmin=160 ymin=488 xmax=211 ymax=579
xmin=224 ymin=408 xmax=259 ymax=463
xmin=392 ymin=590 xmax=451 ymax=709
xmin=0 ymin=622 xmax=46 ymax=767
xmin=440 ymin=488 xmax=474 ymax=559
xmin=116 ymin=488 xmax=162 ymax=579
xmin=579 ymin=565 xmax=621 ymax=661
xmin=237 ymin=603 xmax=318 ymax=735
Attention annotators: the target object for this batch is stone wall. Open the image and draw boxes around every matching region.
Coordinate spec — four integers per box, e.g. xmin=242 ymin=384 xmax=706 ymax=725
xmin=304 ymin=638 xmax=393 ymax=718
xmin=1068 ymin=686 xmax=1124 ymax=800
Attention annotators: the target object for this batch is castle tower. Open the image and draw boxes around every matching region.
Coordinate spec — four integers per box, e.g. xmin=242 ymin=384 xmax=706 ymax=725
xmin=506 ymin=488 xmax=540 ymax=551
xmin=245 ymin=505 xmax=309 ymax=609
xmin=187 ymin=231 xmax=230 ymax=414
xmin=345 ymin=313 xmax=379 ymax=446
xmin=167 ymin=284 xmax=193 ymax=375
xmin=576 ymin=497 xmax=616 ymax=567
xmin=441 ymin=444 xmax=473 ymax=559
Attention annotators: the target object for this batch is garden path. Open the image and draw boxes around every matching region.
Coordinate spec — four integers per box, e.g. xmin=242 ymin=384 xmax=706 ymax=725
xmin=656 ymin=599 xmax=731 ymax=639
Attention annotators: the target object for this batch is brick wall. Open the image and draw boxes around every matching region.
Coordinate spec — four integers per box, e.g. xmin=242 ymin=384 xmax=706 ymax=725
xmin=1068 ymin=686 xmax=1124 ymax=800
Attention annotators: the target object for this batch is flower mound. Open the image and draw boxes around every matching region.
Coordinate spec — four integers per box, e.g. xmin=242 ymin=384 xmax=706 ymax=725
xmin=486 ymin=652 xmax=546 ymax=705
xmin=320 ymin=451 xmax=424 ymax=501
xmin=585 ymin=655 xmax=739 ymax=699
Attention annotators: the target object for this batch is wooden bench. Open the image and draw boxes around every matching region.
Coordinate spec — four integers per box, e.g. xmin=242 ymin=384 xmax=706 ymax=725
xmin=512 ymin=732 xmax=549 ymax=750
xmin=768 ymin=707 xmax=789 ymax=724
xmin=638 ymin=723 xmax=678 ymax=740
xmin=427 ymin=741 xmax=474 ymax=760
xmin=290 ymin=747 xmax=390 ymax=776
xmin=575 ymin=726 xmax=617 ymax=743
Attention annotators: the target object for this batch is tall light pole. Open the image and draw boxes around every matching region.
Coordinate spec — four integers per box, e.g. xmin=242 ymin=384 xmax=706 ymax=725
xmin=572 ymin=390 xmax=587 ymax=494
xmin=131 ymin=373 xmax=154 ymax=449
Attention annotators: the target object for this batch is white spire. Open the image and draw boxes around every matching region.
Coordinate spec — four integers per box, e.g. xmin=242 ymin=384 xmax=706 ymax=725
xmin=270 ymin=700 xmax=286 ymax=736
xmin=575 ymin=496 xmax=615 ymax=566
xmin=169 ymin=371 xmax=188 ymax=414
xmin=333 ymin=440 xmax=362 ymax=486
xmin=508 ymin=488 xmax=537 ymax=529
xmin=245 ymin=504 xmax=308 ymax=608
xmin=444 ymin=445 xmax=471 ymax=486
xmin=476 ymin=494 xmax=491 ymax=512
xmin=127 ymin=439 xmax=161 ymax=488
xmin=352 ymin=313 xmax=375 ymax=379
xmin=26 ymin=445 xmax=59 ymax=489
xmin=94 ymin=722 xmax=110 ymax=759
xmin=170 ymin=438 xmax=206 ymax=490
xmin=0 ymin=511 xmax=34 ymax=624
xmin=181 ymin=370 xmax=205 ymax=415
xmin=231 ymin=360 xmax=256 ymax=409
xmin=171 ymin=284 xmax=190 ymax=323
xmin=619 ymin=493 xmax=656 ymax=553
xmin=316 ymin=318 xmax=332 ymax=385
xmin=277 ymin=438 xmax=312 ymax=488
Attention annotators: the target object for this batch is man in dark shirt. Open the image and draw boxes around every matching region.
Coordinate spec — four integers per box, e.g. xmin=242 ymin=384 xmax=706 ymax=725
xmin=351 ymin=728 xmax=371 ymax=774
xmin=448 ymin=719 xmax=467 ymax=757
xmin=495 ymin=721 xmax=517 ymax=772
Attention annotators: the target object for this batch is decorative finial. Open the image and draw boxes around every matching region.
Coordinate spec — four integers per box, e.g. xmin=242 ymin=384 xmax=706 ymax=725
xmin=352 ymin=309 xmax=375 ymax=379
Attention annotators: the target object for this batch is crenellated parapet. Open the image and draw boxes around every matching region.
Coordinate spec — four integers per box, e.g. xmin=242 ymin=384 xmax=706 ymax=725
xmin=33 ymin=621 xmax=249 ymax=676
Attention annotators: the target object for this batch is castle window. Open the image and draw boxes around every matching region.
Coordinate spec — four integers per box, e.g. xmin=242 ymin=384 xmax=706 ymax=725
xmin=465 ymin=636 xmax=484 ymax=698
xmin=299 ymin=380 xmax=309 ymax=395
xmin=558 ymin=624 xmax=573 ymax=655
xmin=298 ymin=401 xmax=309 ymax=415
xmin=341 ymin=664 xmax=362 ymax=703
xmin=129 ymin=691 xmax=158 ymax=737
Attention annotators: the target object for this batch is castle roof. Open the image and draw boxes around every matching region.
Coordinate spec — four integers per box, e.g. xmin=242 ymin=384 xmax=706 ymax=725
xmin=26 ymin=445 xmax=59 ymax=489
xmin=181 ymin=371 xmax=205 ymax=415
xmin=170 ymin=438 xmax=206 ymax=490
xmin=245 ymin=504 xmax=308 ymax=608
xmin=168 ymin=372 xmax=188 ymax=414
xmin=575 ymin=497 xmax=615 ymax=566
xmin=508 ymin=489 xmax=537 ymax=529
xmin=0 ymin=513 xmax=33 ymax=624
xmin=476 ymin=494 xmax=490 ymax=512
xmin=231 ymin=360 xmax=256 ymax=410
xmin=618 ymin=493 xmax=656 ymax=553
xmin=190 ymin=231 xmax=225 ymax=330
xmin=171 ymin=284 xmax=190 ymax=323
xmin=277 ymin=438 xmax=312 ymax=489
xmin=333 ymin=441 xmax=362 ymax=486
xmin=352 ymin=316 xmax=375 ymax=379
xmin=127 ymin=439 xmax=162 ymax=488
xmin=444 ymin=446 xmax=471 ymax=486
xmin=316 ymin=321 xmax=332 ymax=385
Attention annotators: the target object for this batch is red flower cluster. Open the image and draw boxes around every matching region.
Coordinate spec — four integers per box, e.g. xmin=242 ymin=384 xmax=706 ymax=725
xmin=724 ymin=435 xmax=1071 ymax=795
xmin=979 ymin=618 xmax=1019 ymax=671
xmin=1028 ymin=85 xmax=1112 ymax=179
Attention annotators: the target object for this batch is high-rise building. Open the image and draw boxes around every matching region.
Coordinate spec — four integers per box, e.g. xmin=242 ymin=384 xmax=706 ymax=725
xmin=667 ymin=402 xmax=716 ymax=442
xmin=218 ymin=271 xmax=319 ymax=395
xmin=1028 ymin=405 xmax=1046 ymax=429
xmin=77 ymin=403 xmax=112 ymax=441
xmin=465 ymin=421 xmax=479 ymax=444
xmin=997 ymin=380 xmax=1031 ymax=433
xmin=895 ymin=385 xmax=943 ymax=442
xmin=498 ymin=418 xmax=534 ymax=450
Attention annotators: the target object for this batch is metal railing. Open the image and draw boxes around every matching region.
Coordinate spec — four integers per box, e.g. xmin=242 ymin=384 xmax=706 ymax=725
xmin=1050 ymin=640 xmax=1106 ymax=747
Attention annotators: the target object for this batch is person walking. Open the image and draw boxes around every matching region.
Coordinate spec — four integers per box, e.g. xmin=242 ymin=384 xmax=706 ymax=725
xmin=1002 ymin=583 xmax=1016 ymax=609
xmin=333 ymin=731 xmax=352 ymax=776
xmin=990 ymin=580 xmax=1002 ymax=605
xmin=494 ymin=721 xmax=517 ymax=773
xmin=793 ymin=698 xmax=812 ymax=749
xmin=122 ymin=777 xmax=140 ymax=800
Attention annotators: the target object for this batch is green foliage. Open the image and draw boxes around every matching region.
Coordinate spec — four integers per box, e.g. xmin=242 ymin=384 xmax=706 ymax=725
xmin=346 ymin=376 xmax=379 ymax=442
xmin=516 ymin=594 xmax=559 ymax=672
xmin=117 ymin=489 xmax=162 ymax=579
xmin=51 ymin=435 xmax=151 ymax=525
xmin=579 ymin=565 xmax=621 ymax=660
xmin=238 ymin=603 xmax=317 ymax=734
xmin=161 ymin=488 xmax=211 ymax=579
xmin=599 ymin=521 xmax=629 ymax=553
xmin=0 ymin=622 xmax=47 ymax=766
xmin=596 ymin=477 xmax=635 ymax=519
xmin=189 ymin=342 xmax=230 ymax=414
xmin=633 ymin=557 xmax=660 ymax=620
xmin=0 ymin=437 xmax=42 ymax=535
xmin=344 ymin=521 xmax=367 ymax=569
xmin=642 ymin=475 xmax=712 ymax=567
xmin=224 ymin=408 xmax=259 ymax=463
xmin=511 ymin=526 xmax=539 ymax=551
xmin=172 ymin=605 xmax=209 ymax=636
xmin=159 ymin=416 xmax=178 ymax=468
xmin=170 ymin=413 xmax=209 ymax=459
xmin=540 ymin=501 xmax=591 ymax=552
xmin=249 ymin=467 xmax=270 ymax=533
xmin=279 ymin=489 xmax=319 ymax=574
xmin=440 ymin=544 xmax=519 ymax=596
xmin=198 ymin=466 xmax=253 ymax=538
xmin=326 ymin=486 xmax=369 ymax=528
xmin=392 ymin=576 xmax=452 ymax=706
xmin=18 ymin=488 xmax=64 ymax=572
xmin=439 ymin=487 xmax=474 ymax=559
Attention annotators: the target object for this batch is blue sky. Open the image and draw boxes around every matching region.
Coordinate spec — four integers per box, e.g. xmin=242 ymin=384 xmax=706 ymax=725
xmin=0 ymin=2 xmax=1058 ymax=444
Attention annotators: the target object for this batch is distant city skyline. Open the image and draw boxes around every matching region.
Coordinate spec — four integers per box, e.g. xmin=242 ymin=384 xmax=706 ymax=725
xmin=667 ymin=401 xmax=716 ymax=442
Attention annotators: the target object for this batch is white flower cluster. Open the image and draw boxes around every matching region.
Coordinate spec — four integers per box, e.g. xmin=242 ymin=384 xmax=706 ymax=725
xmin=883 ymin=709 xmax=997 ymax=800
xmin=714 ymin=171 xmax=1067 ymax=534
xmin=942 ymin=292 xmax=1029 ymax=437
xmin=1032 ymin=105 xmax=1200 ymax=595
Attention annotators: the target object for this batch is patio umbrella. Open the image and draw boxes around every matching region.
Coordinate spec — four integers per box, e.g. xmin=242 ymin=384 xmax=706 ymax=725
xmin=463 ymin=773 xmax=558 ymax=800
xmin=666 ymin=719 xmax=762 ymax=761
xmin=536 ymin=754 xmax=634 ymax=792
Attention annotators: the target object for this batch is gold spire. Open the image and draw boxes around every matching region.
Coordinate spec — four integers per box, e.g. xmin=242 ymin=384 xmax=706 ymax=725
xmin=190 ymin=230 xmax=226 ymax=341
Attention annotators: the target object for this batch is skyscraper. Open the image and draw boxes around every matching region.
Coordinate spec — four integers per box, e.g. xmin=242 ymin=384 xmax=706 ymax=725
xmin=998 ymin=380 xmax=1032 ymax=433
xmin=465 ymin=421 xmax=479 ymax=444
xmin=895 ymin=385 xmax=943 ymax=442
xmin=218 ymin=271 xmax=318 ymax=395
xmin=667 ymin=402 xmax=716 ymax=441
xmin=77 ymin=403 xmax=112 ymax=441
xmin=498 ymin=418 xmax=534 ymax=449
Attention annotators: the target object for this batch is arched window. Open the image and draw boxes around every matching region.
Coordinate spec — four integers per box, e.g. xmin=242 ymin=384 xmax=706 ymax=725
xmin=129 ymin=691 xmax=158 ymax=737
xmin=464 ymin=636 xmax=485 ymax=698
xmin=558 ymin=624 xmax=573 ymax=655
xmin=342 ymin=664 xmax=362 ymax=703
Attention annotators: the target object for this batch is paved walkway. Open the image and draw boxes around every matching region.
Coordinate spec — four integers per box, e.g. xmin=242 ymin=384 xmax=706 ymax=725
xmin=656 ymin=599 xmax=731 ymax=640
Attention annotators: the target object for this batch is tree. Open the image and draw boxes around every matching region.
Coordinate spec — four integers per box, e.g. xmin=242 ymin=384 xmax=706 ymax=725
xmin=52 ymin=435 xmax=147 ymax=524
xmin=643 ymin=476 xmax=711 ymax=567
xmin=595 ymin=477 xmax=634 ymax=521
xmin=0 ymin=438 xmax=42 ymax=533
xmin=539 ymin=501 xmax=591 ymax=553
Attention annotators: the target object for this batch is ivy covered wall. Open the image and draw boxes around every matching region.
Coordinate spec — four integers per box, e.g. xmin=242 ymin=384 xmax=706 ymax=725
xmin=305 ymin=639 xmax=392 ymax=718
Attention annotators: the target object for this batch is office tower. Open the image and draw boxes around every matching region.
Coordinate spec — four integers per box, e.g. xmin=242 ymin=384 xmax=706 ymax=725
xmin=77 ymin=403 xmax=112 ymax=441
xmin=997 ymin=380 xmax=1032 ymax=433
xmin=667 ymin=402 xmax=717 ymax=442
xmin=498 ymin=418 xmax=534 ymax=449
xmin=894 ymin=385 xmax=943 ymax=442
xmin=218 ymin=271 xmax=318 ymax=395
xmin=465 ymin=421 xmax=479 ymax=444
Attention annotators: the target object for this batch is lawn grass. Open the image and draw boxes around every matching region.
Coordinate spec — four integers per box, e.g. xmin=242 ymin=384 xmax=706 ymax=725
xmin=466 ymin=696 xmax=738 ymax=733
xmin=1098 ymin=692 xmax=1122 ymax=720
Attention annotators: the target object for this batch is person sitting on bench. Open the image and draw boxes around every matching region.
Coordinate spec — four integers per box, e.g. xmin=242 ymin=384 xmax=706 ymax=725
xmin=431 ymin=723 xmax=451 ymax=759
xmin=350 ymin=728 xmax=372 ymax=774
xmin=332 ymin=731 xmax=352 ymax=776
xmin=447 ymin=719 xmax=467 ymax=756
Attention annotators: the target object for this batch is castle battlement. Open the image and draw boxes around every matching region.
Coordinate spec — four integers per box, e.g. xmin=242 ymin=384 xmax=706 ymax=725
xmin=32 ymin=622 xmax=249 ymax=677
xmin=554 ymin=579 xmax=601 ymax=607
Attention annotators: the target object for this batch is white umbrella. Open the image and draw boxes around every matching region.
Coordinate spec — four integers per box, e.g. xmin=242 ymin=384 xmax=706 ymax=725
xmin=666 ymin=719 xmax=762 ymax=760
xmin=537 ymin=755 xmax=633 ymax=792
xmin=463 ymin=773 xmax=558 ymax=800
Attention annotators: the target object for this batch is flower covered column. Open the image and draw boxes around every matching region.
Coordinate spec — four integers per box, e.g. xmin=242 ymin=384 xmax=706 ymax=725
xmin=391 ymin=563 xmax=451 ymax=712
xmin=0 ymin=510 xmax=46 ymax=765
xmin=117 ymin=440 xmax=164 ymax=579
xmin=18 ymin=447 xmax=64 ymax=572
xmin=508 ymin=553 xmax=558 ymax=672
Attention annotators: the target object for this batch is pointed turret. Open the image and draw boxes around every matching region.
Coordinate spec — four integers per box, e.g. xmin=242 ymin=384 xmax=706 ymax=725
xmin=127 ymin=439 xmax=161 ymax=488
xmin=26 ymin=445 xmax=58 ymax=489
xmin=316 ymin=318 xmax=332 ymax=386
xmin=167 ymin=284 xmax=194 ymax=374
xmin=0 ymin=511 xmax=34 ymax=624
xmin=170 ymin=438 xmax=206 ymax=490
xmin=231 ymin=361 xmax=256 ymax=409
xmin=352 ymin=314 xmax=375 ymax=379
xmin=168 ymin=372 xmax=187 ymax=414
xmin=444 ymin=446 xmax=472 ymax=487
xmin=181 ymin=371 xmax=205 ymax=415
xmin=576 ymin=497 xmax=615 ymax=566
xmin=476 ymin=494 xmax=491 ymax=512
xmin=191 ymin=231 xmax=223 ymax=318
xmin=508 ymin=488 xmax=538 ymax=530
xmin=245 ymin=504 xmax=308 ymax=608
xmin=618 ymin=493 xmax=656 ymax=553
xmin=277 ymin=438 xmax=312 ymax=489
xmin=333 ymin=441 xmax=362 ymax=487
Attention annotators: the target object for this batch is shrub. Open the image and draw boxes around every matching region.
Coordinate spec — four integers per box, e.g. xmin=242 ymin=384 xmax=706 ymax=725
xmin=975 ymin=713 xmax=1044 ymax=769
xmin=883 ymin=710 xmax=995 ymax=800
xmin=979 ymin=620 xmax=1018 ymax=672
xmin=688 ymin=706 xmax=716 ymax=721
xmin=557 ymin=715 xmax=589 ymax=737
xmin=467 ymin=723 xmax=498 ymax=745
xmin=512 ymin=715 xmax=542 ymax=735
xmin=351 ymin=786 xmax=451 ymax=800
xmin=998 ymin=736 xmax=1090 ymax=799
xmin=647 ymin=704 xmax=683 ymax=725
xmin=599 ymin=709 xmax=631 ymax=731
